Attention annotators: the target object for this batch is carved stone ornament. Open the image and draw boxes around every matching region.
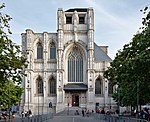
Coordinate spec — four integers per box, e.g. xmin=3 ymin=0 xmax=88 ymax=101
xmin=89 ymin=87 xmax=93 ymax=92
xmin=58 ymin=86 xmax=62 ymax=91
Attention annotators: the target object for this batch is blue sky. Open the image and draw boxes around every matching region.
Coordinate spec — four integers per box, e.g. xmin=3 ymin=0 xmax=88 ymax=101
xmin=1 ymin=0 xmax=150 ymax=59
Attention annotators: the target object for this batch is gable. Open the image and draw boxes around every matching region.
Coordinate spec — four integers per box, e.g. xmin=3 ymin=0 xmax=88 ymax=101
xmin=94 ymin=43 xmax=112 ymax=62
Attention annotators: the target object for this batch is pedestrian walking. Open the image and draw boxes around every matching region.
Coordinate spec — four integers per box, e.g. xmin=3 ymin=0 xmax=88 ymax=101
xmin=86 ymin=110 xmax=89 ymax=117
xmin=82 ymin=109 xmax=85 ymax=117
xmin=75 ymin=110 xmax=79 ymax=115
xmin=21 ymin=110 xmax=24 ymax=117
xmin=28 ymin=109 xmax=32 ymax=117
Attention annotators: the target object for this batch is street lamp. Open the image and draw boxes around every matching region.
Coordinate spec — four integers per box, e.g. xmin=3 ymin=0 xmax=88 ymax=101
xmin=136 ymin=81 xmax=139 ymax=118
xmin=8 ymin=80 xmax=11 ymax=121
xmin=67 ymin=103 xmax=69 ymax=115
xmin=27 ymin=83 xmax=30 ymax=122
xmin=104 ymin=80 xmax=108 ymax=108
xmin=38 ymin=86 xmax=39 ymax=122
xmin=118 ymin=86 xmax=121 ymax=113
xmin=26 ymin=50 xmax=31 ymax=121
xmin=0 ymin=104 xmax=3 ymax=116
xmin=109 ymin=83 xmax=112 ymax=110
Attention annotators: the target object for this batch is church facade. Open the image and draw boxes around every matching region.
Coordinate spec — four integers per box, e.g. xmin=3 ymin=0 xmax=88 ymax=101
xmin=21 ymin=8 xmax=116 ymax=114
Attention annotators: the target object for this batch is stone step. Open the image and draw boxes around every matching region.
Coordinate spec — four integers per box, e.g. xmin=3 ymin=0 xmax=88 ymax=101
xmin=55 ymin=107 xmax=83 ymax=116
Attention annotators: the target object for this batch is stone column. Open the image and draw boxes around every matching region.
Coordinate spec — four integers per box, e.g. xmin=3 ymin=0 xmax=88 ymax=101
xmin=43 ymin=32 xmax=48 ymax=114
xmin=87 ymin=8 xmax=95 ymax=109
xmin=56 ymin=8 xmax=65 ymax=112
xmin=73 ymin=11 xmax=78 ymax=42
xmin=87 ymin=8 xmax=94 ymax=69
xmin=24 ymin=29 xmax=34 ymax=112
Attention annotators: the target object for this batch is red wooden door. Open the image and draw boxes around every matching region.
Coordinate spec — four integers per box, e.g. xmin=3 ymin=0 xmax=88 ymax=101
xmin=72 ymin=95 xmax=76 ymax=106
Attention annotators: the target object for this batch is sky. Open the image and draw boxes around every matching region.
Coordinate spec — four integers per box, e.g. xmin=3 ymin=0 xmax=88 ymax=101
xmin=1 ymin=0 xmax=150 ymax=59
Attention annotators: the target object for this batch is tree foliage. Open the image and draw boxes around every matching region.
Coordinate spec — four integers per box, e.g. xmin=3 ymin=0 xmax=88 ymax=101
xmin=0 ymin=3 xmax=27 ymax=109
xmin=104 ymin=7 xmax=150 ymax=107
xmin=0 ymin=81 xmax=23 ymax=109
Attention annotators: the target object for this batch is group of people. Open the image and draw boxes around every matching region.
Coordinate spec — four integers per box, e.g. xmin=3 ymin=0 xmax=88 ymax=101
xmin=81 ymin=109 xmax=88 ymax=117
xmin=139 ymin=108 xmax=150 ymax=121
xmin=0 ymin=112 xmax=15 ymax=121
xmin=74 ymin=109 xmax=93 ymax=117
xmin=96 ymin=108 xmax=109 ymax=114
xmin=95 ymin=107 xmax=150 ymax=121
xmin=80 ymin=108 xmax=110 ymax=117
xmin=21 ymin=109 xmax=32 ymax=117
xmin=82 ymin=109 xmax=94 ymax=117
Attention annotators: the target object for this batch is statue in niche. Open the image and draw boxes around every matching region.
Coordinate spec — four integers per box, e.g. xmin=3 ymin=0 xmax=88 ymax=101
xmin=73 ymin=11 xmax=78 ymax=26
xmin=58 ymin=14 xmax=62 ymax=29
xmin=88 ymin=10 xmax=94 ymax=29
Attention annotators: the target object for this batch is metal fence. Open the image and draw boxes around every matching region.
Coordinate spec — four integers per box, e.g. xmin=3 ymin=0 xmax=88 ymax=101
xmin=0 ymin=113 xmax=53 ymax=122
xmin=91 ymin=113 xmax=148 ymax=122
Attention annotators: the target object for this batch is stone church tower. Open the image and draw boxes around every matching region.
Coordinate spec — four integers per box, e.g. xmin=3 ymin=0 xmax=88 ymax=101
xmin=21 ymin=8 xmax=116 ymax=114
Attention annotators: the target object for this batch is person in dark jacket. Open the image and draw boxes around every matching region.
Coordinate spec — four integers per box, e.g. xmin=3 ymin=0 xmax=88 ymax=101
xmin=101 ymin=108 xmax=105 ymax=114
xmin=82 ymin=109 xmax=85 ymax=117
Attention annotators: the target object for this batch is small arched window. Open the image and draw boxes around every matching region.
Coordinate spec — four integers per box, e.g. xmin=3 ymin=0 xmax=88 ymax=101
xmin=49 ymin=78 xmax=56 ymax=96
xmin=50 ymin=42 xmax=56 ymax=59
xmin=95 ymin=78 xmax=103 ymax=95
xmin=37 ymin=77 xmax=43 ymax=96
xmin=37 ymin=43 xmax=43 ymax=59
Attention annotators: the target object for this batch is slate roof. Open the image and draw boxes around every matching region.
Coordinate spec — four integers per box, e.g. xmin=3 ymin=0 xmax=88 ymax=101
xmin=64 ymin=83 xmax=88 ymax=91
xmin=94 ymin=43 xmax=112 ymax=62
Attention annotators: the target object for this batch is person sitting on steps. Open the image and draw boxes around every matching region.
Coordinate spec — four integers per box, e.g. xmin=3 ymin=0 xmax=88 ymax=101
xmin=75 ymin=110 xmax=79 ymax=115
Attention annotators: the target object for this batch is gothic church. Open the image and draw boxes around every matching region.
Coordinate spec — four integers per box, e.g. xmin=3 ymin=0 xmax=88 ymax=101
xmin=21 ymin=8 xmax=116 ymax=114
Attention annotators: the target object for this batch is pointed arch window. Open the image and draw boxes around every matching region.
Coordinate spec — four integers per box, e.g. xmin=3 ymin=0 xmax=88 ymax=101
xmin=95 ymin=78 xmax=103 ymax=95
xmin=49 ymin=78 xmax=56 ymax=96
xmin=50 ymin=42 xmax=56 ymax=59
xmin=37 ymin=43 xmax=43 ymax=59
xmin=36 ymin=77 xmax=43 ymax=96
xmin=68 ymin=46 xmax=83 ymax=82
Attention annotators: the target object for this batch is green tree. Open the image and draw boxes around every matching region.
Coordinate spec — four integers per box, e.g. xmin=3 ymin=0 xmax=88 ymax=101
xmin=0 ymin=3 xmax=27 ymax=109
xmin=104 ymin=7 xmax=150 ymax=107
xmin=0 ymin=81 xmax=23 ymax=109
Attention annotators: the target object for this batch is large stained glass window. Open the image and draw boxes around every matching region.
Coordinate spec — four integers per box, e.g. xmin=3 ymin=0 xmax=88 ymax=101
xmin=68 ymin=46 xmax=83 ymax=82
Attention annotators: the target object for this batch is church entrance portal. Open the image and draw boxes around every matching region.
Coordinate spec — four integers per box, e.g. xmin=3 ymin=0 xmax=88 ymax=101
xmin=65 ymin=91 xmax=87 ymax=107
xmin=72 ymin=95 xmax=79 ymax=107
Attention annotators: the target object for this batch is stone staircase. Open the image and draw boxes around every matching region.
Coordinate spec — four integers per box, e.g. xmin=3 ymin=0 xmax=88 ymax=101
xmin=55 ymin=107 xmax=82 ymax=116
